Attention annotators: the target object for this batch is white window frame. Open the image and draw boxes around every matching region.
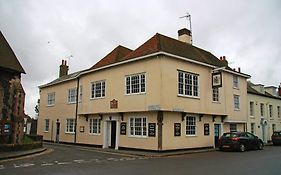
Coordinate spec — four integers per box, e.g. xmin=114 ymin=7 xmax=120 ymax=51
xmin=212 ymin=88 xmax=219 ymax=102
xmin=230 ymin=123 xmax=237 ymax=132
xmin=129 ymin=117 xmax=147 ymax=137
xmin=125 ymin=73 xmax=146 ymax=95
xmin=269 ymin=105 xmax=273 ymax=118
xmin=66 ymin=118 xmax=75 ymax=134
xmin=44 ymin=119 xmax=49 ymax=132
xmin=234 ymin=95 xmax=240 ymax=110
xmin=186 ymin=116 xmax=196 ymax=136
xmin=47 ymin=92 xmax=55 ymax=106
xmin=260 ymin=103 xmax=264 ymax=117
xmin=68 ymin=88 xmax=77 ymax=104
xmin=277 ymin=106 xmax=281 ymax=118
xmin=250 ymin=101 xmax=255 ymax=116
xmin=91 ymin=80 xmax=106 ymax=99
xmin=89 ymin=117 xmax=101 ymax=135
xmin=178 ymin=71 xmax=200 ymax=98
xmin=233 ymin=75 xmax=239 ymax=88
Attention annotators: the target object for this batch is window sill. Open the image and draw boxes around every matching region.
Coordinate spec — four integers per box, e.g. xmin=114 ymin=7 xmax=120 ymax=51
xmin=185 ymin=135 xmax=197 ymax=137
xmin=46 ymin=104 xmax=55 ymax=107
xmin=67 ymin=102 xmax=76 ymax=104
xmin=128 ymin=135 xmax=148 ymax=139
xmin=44 ymin=131 xmax=49 ymax=133
xmin=212 ymin=101 xmax=220 ymax=104
xmin=178 ymin=94 xmax=200 ymax=99
xmin=65 ymin=132 xmax=75 ymax=135
xmin=234 ymin=109 xmax=240 ymax=111
xmin=89 ymin=133 xmax=101 ymax=136
xmin=249 ymin=116 xmax=255 ymax=119
xmin=125 ymin=92 xmax=146 ymax=96
xmin=90 ymin=97 xmax=106 ymax=100
xmin=233 ymin=87 xmax=239 ymax=90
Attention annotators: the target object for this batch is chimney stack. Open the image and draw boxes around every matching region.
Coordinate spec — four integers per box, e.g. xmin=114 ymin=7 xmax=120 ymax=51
xmin=278 ymin=83 xmax=281 ymax=97
xmin=178 ymin=28 xmax=192 ymax=44
xmin=59 ymin=60 xmax=69 ymax=77
xmin=219 ymin=56 xmax=228 ymax=66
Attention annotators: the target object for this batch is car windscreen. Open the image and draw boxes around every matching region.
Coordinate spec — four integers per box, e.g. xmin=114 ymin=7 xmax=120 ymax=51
xmin=273 ymin=132 xmax=281 ymax=136
xmin=223 ymin=133 xmax=239 ymax=138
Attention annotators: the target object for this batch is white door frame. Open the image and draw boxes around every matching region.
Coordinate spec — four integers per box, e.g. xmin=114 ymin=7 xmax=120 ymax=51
xmin=102 ymin=115 xmax=120 ymax=150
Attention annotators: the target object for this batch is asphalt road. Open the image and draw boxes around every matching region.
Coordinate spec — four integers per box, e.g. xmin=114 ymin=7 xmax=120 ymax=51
xmin=0 ymin=143 xmax=281 ymax=175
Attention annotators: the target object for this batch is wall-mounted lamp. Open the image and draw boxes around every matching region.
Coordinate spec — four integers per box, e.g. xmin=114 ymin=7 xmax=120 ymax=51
xmin=199 ymin=114 xmax=203 ymax=121
xmin=212 ymin=115 xmax=216 ymax=122
xmin=120 ymin=112 xmax=124 ymax=121
xmin=85 ymin=114 xmax=88 ymax=122
xmin=99 ymin=114 xmax=103 ymax=121
xmin=181 ymin=112 xmax=186 ymax=121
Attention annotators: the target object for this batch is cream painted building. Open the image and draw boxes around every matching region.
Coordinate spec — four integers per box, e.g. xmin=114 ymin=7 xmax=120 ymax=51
xmin=38 ymin=29 xmax=250 ymax=151
xmin=247 ymin=82 xmax=281 ymax=142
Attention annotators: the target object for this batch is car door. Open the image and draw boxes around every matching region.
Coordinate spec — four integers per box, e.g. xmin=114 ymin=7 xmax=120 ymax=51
xmin=246 ymin=132 xmax=257 ymax=149
xmin=239 ymin=133 xmax=250 ymax=148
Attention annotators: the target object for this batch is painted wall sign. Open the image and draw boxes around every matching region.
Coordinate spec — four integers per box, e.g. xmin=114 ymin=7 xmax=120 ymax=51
xmin=148 ymin=123 xmax=156 ymax=137
xmin=110 ymin=99 xmax=118 ymax=109
xmin=174 ymin=123 xmax=181 ymax=136
xmin=204 ymin=123 xmax=210 ymax=136
xmin=120 ymin=122 xmax=126 ymax=135
xmin=212 ymin=72 xmax=222 ymax=88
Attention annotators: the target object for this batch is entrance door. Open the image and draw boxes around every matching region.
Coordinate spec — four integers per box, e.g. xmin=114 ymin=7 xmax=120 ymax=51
xmin=214 ymin=124 xmax=221 ymax=147
xmin=110 ymin=121 xmax=116 ymax=148
xmin=56 ymin=122 xmax=60 ymax=143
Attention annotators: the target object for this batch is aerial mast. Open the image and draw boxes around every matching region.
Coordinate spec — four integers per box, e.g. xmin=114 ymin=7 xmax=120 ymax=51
xmin=180 ymin=12 xmax=192 ymax=44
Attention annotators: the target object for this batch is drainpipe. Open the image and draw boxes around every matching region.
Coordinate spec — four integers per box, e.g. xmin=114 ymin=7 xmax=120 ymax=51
xmin=74 ymin=77 xmax=80 ymax=143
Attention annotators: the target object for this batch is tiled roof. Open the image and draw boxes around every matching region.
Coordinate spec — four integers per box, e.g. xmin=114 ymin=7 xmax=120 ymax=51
xmin=39 ymin=71 xmax=81 ymax=88
xmin=123 ymin=33 xmax=228 ymax=68
xmin=247 ymin=82 xmax=281 ymax=100
xmin=91 ymin=45 xmax=132 ymax=69
xmin=0 ymin=31 xmax=25 ymax=74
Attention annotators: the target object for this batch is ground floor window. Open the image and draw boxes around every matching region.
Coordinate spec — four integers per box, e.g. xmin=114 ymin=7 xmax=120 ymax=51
xmin=230 ymin=123 xmax=237 ymax=132
xmin=272 ymin=124 xmax=276 ymax=132
xmin=66 ymin=118 xmax=75 ymax=133
xmin=186 ymin=116 xmax=196 ymax=136
xmin=250 ymin=123 xmax=255 ymax=134
xmin=89 ymin=118 xmax=101 ymax=134
xmin=129 ymin=117 xmax=147 ymax=137
xmin=44 ymin=119 xmax=49 ymax=132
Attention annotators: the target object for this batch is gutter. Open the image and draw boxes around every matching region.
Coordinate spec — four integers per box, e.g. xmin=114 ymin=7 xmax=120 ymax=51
xmin=74 ymin=77 xmax=80 ymax=143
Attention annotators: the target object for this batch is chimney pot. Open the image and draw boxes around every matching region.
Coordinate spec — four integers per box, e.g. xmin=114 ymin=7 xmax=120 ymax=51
xmin=238 ymin=67 xmax=241 ymax=72
xmin=59 ymin=60 xmax=69 ymax=77
xmin=278 ymin=84 xmax=281 ymax=96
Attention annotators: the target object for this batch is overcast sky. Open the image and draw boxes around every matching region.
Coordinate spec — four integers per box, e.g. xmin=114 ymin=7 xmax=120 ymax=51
xmin=0 ymin=0 xmax=280 ymax=118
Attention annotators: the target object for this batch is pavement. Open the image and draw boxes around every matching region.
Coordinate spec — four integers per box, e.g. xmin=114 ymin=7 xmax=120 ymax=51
xmin=0 ymin=142 xmax=216 ymax=161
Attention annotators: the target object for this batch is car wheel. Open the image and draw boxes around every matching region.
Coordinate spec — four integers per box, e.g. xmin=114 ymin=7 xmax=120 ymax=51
xmin=219 ymin=147 xmax=224 ymax=151
xmin=239 ymin=144 xmax=245 ymax=152
xmin=257 ymin=142 xmax=264 ymax=150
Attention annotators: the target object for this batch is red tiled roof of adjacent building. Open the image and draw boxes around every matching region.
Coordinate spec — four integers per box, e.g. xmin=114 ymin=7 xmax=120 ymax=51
xmin=0 ymin=31 xmax=25 ymax=74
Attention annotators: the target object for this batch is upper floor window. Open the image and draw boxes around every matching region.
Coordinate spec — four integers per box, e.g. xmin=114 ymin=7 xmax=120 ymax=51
xmin=129 ymin=117 xmax=147 ymax=137
xmin=233 ymin=95 xmax=240 ymax=110
xmin=178 ymin=71 xmax=199 ymax=98
xmin=79 ymin=85 xmax=83 ymax=102
xmin=44 ymin=119 xmax=49 ymax=132
xmin=260 ymin=103 xmax=264 ymax=117
xmin=91 ymin=80 xmax=105 ymax=99
xmin=89 ymin=118 xmax=101 ymax=134
xmin=230 ymin=123 xmax=237 ymax=132
xmin=212 ymin=88 xmax=219 ymax=102
xmin=126 ymin=73 xmax=146 ymax=94
xmin=233 ymin=75 xmax=239 ymax=88
xmin=186 ymin=116 xmax=196 ymax=136
xmin=249 ymin=101 xmax=254 ymax=116
xmin=277 ymin=106 xmax=281 ymax=118
xmin=269 ymin=105 xmax=273 ymax=118
xmin=47 ymin=92 xmax=55 ymax=106
xmin=68 ymin=88 xmax=77 ymax=103
xmin=66 ymin=118 xmax=75 ymax=133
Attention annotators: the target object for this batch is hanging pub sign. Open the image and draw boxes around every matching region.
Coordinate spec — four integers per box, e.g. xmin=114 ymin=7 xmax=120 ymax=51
xmin=212 ymin=72 xmax=222 ymax=88
xmin=3 ymin=123 xmax=12 ymax=135
xmin=174 ymin=123 xmax=181 ymax=136
xmin=204 ymin=123 xmax=210 ymax=136
xmin=148 ymin=123 xmax=156 ymax=137
xmin=120 ymin=122 xmax=126 ymax=135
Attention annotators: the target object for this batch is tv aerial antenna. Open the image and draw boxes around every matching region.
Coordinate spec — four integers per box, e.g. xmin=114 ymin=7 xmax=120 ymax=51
xmin=66 ymin=55 xmax=73 ymax=68
xmin=180 ymin=12 xmax=192 ymax=44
